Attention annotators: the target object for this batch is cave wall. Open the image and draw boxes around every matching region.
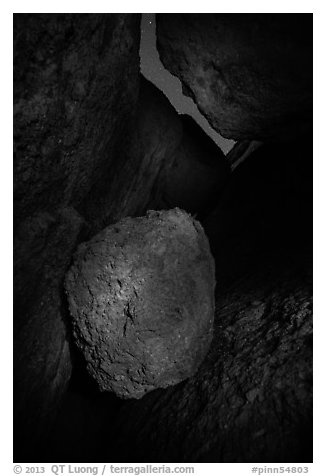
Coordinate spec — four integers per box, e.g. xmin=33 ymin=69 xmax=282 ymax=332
xmin=14 ymin=13 xmax=312 ymax=463
xmin=14 ymin=14 xmax=141 ymax=225
xmin=14 ymin=208 xmax=84 ymax=456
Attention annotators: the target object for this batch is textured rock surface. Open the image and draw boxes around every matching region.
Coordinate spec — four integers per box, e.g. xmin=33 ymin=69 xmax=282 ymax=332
xmin=14 ymin=13 xmax=140 ymax=226
xmin=157 ymin=14 xmax=312 ymax=140
xmin=14 ymin=207 xmax=85 ymax=459
xmin=65 ymin=209 xmax=215 ymax=399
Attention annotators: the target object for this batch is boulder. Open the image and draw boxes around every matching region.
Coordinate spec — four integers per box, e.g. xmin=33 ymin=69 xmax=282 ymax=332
xmin=65 ymin=208 xmax=215 ymax=399
xmin=157 ymin=14 xmax=312 ymax=140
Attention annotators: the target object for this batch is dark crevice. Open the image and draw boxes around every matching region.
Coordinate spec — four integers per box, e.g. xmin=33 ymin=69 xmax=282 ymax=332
xmin=140 ymin=13 xmax=235 ymax=155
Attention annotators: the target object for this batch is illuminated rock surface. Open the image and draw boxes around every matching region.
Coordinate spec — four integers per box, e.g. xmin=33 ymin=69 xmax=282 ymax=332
xmin=65 ymin=208 xmax=215 ymax=399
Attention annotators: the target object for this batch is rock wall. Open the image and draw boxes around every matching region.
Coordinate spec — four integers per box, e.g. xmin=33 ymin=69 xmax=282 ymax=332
xmin=157 ymin=14 xmax=312 ymax=140
xmin=14 ymin=14 xmax=141 ymax=226
xmin=13 ymin=13 xmax=141 ymax=459
xmin=14 ymin=208 xmax=84 ymax=459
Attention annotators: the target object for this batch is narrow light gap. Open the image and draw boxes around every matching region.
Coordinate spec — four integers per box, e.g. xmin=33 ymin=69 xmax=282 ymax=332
xmin=140 ymin=13 xmax=235 ymax=155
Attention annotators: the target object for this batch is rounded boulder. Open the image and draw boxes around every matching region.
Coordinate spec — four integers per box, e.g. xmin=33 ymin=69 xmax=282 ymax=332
xmin=65 ymin=208 xmax=215 ymax=399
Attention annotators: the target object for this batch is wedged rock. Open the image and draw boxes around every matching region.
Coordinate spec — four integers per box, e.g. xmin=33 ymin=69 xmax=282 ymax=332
xmin=14 ymin=207 xmax=85 ymax=460
xmin=65 ymin=208 xmax=215 ymax=399
xmin=157 ymin=14 xmax=312 ymax=140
